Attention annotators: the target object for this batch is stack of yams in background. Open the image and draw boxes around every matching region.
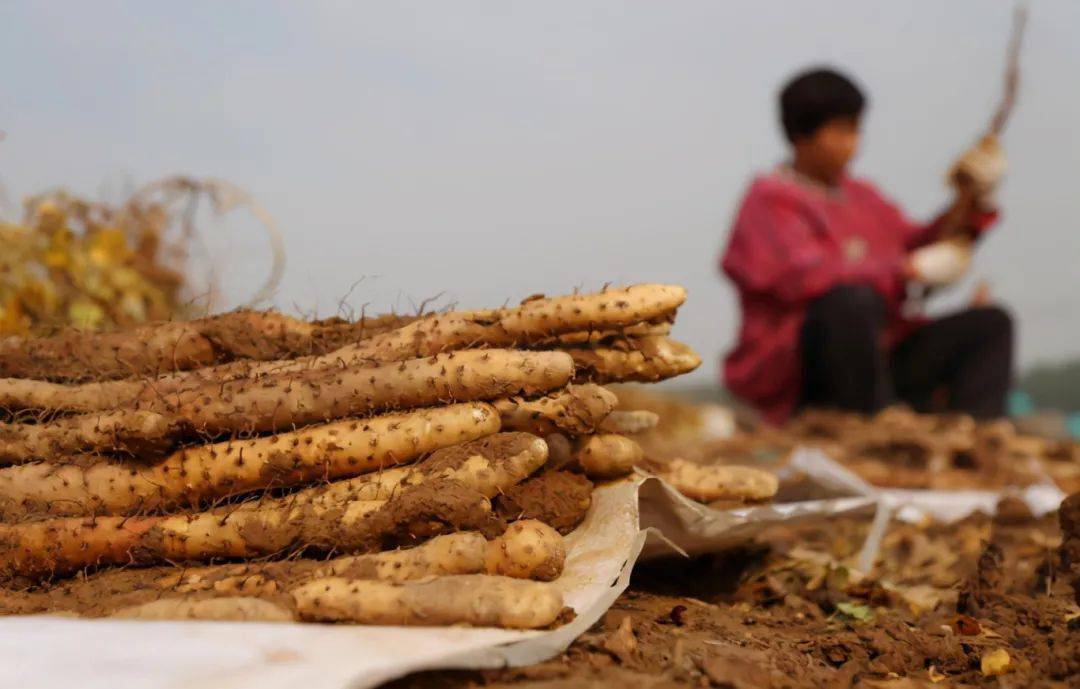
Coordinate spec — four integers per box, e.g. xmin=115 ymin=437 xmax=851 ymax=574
xmin=631 ymin=396 xmax=1079 ymax=495
xmin=0 ymin=284 xmax=778 ymax=628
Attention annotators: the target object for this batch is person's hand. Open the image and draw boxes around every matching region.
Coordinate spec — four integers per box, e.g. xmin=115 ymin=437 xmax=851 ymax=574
xmin=950 ymin=135 xmax=1007 ymax=208
xmin=908 ymin=239 xmax=973 ymax=286
xmin=970 ymin=280 xmax=993 ymax=307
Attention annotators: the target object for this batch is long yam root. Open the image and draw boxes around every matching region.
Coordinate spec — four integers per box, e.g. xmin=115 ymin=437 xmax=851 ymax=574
xmin=292 ymin=283 xmax=688 ymax=373
xmin=0 ymin=310 xmax=317 ymax=383
xmin=0 ymin=410 xmax=187 ymax=465
xmin=3 ymin=348 xmax=572 ymax=423
xmin=494 ymin=384 xmax=617 ymax=436
xmin=567 ymin=336 xmax=701 ymax=384
xmin=162 ymin=532 xmax=495 ymax=597
xmin=291 ymin=574 xmax=564 ymax=629
xmin=0 ymin=285 xmax=681 ymax=414
xmin=657 ymin=458 xmax=779 ymax=503
xmin=52 ymin=283 xmax=686 ymax=393
xmin=10 ymin=521 xmax=566 ymax=618
xmin=278 ymin=432 xmax=548 ymax=507
xmin=199 ymin=519 xmax=564 ymax=596
xmin=0 ymin=478 xmax=495 ymax=581
xmin=574 ymin=434 xmax=642 ymax=479
xmin=0 ymin=321 xmax=213 ymax=384
xmin=599 ymin=410 xmax=659 ymax=435
xmin=109 ymin=597 xmax=294 ymax=622
xmin=0 ymin=403 xmax=499 ymax=519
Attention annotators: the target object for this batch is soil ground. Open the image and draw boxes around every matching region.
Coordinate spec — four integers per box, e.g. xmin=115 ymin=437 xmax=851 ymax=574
xmin=388 ymin=505 xmax=1079 ymax=689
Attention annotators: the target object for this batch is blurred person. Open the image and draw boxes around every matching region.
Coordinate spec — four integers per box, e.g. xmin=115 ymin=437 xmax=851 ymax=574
xmin=720 ymin=67 xmax=1011 ymax=424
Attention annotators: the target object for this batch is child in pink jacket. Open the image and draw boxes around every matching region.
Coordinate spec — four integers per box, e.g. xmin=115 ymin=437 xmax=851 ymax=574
xmin=720 ymin=68 xmax=1010 ymax=424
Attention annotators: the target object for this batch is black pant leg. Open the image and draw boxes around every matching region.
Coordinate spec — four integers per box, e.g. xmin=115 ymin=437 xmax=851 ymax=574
xmin=800 ymin=284 xmax=896 ymax=413
xmin=891 ymin=306 xmax=1014 ymax=418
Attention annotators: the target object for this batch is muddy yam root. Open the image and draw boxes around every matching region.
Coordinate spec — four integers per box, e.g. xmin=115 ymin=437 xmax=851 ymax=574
xmin=280 ymin=432 xmax=548 ymax=507
xmin=494 ymin=384 xmax=618 ymax=436
xmin=0 ymin=321 xmax=213 ymax=384
xmin=567 ymin=336 xmax=701 ymax=384
xmin=0 ymin=403 xmax=499 ymax=519
xmin=495 ymin=471 xmax=593 ymax=535
xmin=0 ymin=310 xmax=317 ymax=383
xmin=292 ymin=574 xmax=564 ymax=629
xmin=0 ymin=410 xmax=187 ymax=465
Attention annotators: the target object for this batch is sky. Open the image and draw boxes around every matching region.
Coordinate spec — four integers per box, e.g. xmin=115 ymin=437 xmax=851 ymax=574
xmin=2 ymin=1 xmax=1078 ymax=384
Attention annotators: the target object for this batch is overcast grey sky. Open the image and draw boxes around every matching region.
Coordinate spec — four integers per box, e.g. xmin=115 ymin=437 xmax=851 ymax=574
xmin=2 ymin=1 xmax=1077 ymax=383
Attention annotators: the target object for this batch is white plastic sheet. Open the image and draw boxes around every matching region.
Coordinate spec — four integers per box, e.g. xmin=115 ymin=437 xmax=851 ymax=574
xmin=777 ymin=447 xmax=1067 ymax=571
xmin=1 ymin=480 xmax=645 ymax=689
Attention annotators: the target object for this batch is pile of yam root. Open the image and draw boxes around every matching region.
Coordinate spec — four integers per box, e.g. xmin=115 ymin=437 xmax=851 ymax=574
xmin=0 ymin=284 xmax=774 ymax=629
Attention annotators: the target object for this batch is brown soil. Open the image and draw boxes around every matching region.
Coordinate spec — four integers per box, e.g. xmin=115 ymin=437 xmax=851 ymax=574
xmin=387 ymin=502 xmax=1080 ymax=689
xmin=1062 ymin=493 xmax=1080 ymax=605
xmin=359 ymin=478 xmax=505 ymax=549
xmin=420 ymin=433 xmax=540 ymax=477
xmin=495 ymin=470 xmax=593 ymax=535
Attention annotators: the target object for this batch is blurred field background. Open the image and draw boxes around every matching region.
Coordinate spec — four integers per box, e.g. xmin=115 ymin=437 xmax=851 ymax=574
xmin=2 ymin=1 xmax=1077 ymax=414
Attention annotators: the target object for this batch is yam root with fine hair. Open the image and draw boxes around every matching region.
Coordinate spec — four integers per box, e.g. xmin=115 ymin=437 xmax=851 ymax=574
xmin=494 ymin=384 xmax=618 ymax=436
xmin=0 ymin=478 xmax=497 ymax=582
xmin=307 ymin=313 xmax=418 ymax=353
xmin=0 ymin=403 xmax=500 ymax=519
xmin=0 ymin=321 xmax=213 ymax=384
xmin=573 ymin=434 xmax=643 ymax=479
xmin=29 ymin=283 xmax=687 ymax=398
xmin=0 ymin=410 xmax=188 ymax=465
xmin=599 ymin=410 xmax=660 ymax=435
xmin=140 ymin=348 xmax=574 ymax=436
xmin=110 ymin=597 xmax=294 ymax=622
xmin=289 ymin=283 xmax=687 ymax=372
xmin=275 ymin=432 xmax=548 ymax=507
xmin=0 ymin=285 xmax=682 ymax=414
xmin=1 ymin=348 xmax=572 ymax=424
xmin=291 ymin=574 xmax=565 ymax=629
xmin=0 ymin=310 xmax=318 ymax=383
xmin=566 ymin=335 xmax=701 ymax=384
xmin=656 ymin=458 xmax=779 ymax=504
xmin=495 ymin=470 xmax=593 ymax=535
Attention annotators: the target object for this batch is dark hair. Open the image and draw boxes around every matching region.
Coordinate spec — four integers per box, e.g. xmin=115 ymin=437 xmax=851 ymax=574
xmin=779 ymin=68 xmax=866 ymax=142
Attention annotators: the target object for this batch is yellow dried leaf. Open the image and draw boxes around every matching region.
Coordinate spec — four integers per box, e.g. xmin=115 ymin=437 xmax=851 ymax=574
xmin=67 ymin=298 xmax=105 ymax=330
xmin=980 ymin=648 xmax=1011 ymax=676
xmin=42 ymin=247 xmax=70 ymax=269
xmin=88 ymin=228 xmax=131 ymax=265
